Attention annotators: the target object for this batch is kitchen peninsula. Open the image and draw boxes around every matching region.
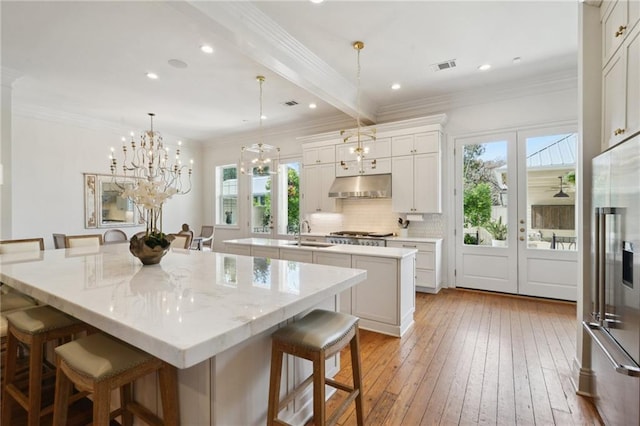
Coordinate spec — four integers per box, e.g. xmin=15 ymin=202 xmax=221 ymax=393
xmin=0 ymin=244 xmax=366 ymax=425
xmin=224 ymin=238 xmax=417 ymax=337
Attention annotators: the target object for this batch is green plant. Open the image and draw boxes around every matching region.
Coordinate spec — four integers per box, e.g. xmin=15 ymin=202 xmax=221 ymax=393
xmin=484 ymin=217 xmax=507 ymax=240
xmin=463 ymin=183 xmax=492 ymax=228
xmin=142 ymin=232 xmax=170 ymax=249
xmin=464 ymin=233 xmax=479 ymax=245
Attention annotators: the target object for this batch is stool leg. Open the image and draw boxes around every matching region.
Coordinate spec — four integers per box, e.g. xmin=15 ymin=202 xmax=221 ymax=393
xmin=158 ymin=362 xmax=180 ymax=426
xmin=93 ymin=383 xmax=111 ymax=426
xmin=350 ymin=329 xmax=364 ymax=426
xmin=52 ymin=360 xmax=72 ymax=426
xmin=313 ymin=351 xmax=326 ymax=426
xmin=267 ymin=345 xmax=284 ymax=425
xmin=27 ymin=335 xmax=45 ymax=426
xmin=1 ymin=331 xmax=19 ymax=425
xmin=120 ymin=382 xmax=134 ymax=426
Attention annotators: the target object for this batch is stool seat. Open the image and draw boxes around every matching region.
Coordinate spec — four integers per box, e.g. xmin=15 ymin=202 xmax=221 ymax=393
xmin=7 ymin=305 xmax=80 ymax=334
xmin=272 ymin=309 xmax=359 ymax=350
xmin=268 ymin=309 xmax=364 ymax=426
xmin=53 ymin=333 xmax=179 ymax=426
xmin=55 ymin=333 xmax=155 ymax=381
xmin=1 ymin=291 xmax=37 ymax=312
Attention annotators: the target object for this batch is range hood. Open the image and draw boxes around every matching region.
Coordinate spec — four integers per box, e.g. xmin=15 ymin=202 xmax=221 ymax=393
xmin=328 ymin=174 xmax=392 ymax=198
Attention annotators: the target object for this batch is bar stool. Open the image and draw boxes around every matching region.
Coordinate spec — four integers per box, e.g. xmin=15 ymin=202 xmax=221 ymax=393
xmin=52 ymin=332 xmax=180 ymax=426
xmin=267 ymin=309 xmax=364 ymax=426
xmin=1 ymin=305 xmax=91 ymax=426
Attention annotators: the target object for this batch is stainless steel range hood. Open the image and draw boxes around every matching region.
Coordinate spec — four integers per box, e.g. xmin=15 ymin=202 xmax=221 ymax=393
xmin=328 ymin=174 xmax=392 ymax=198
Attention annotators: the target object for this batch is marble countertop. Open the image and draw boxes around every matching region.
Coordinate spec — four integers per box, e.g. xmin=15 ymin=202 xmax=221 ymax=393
xmin=225 ymin=238 xmax=417 ymax=258
xmin=385 ymin=236 xmax=443 ymax=243
xmin=0 ymin=244 xmax=366 ymax=368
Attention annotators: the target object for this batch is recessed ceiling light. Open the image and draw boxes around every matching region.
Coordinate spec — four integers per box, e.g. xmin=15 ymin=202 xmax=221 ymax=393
xmin=310 ymin=0 xmax=324 ymax=3
xmin=391 ymin=83 xmax=401 ymax=90
xmin=478 ymin=64 xmax=491 ymax=71
xmin=309 ymin=103 xmax=317 ymax=109
xmin=200 ymin=45 xmax=214 ymax=54
xmin=146 ymin=72 xmax=158 ymax=80
xmin=513 ymin=56 xmax=522 ymax=64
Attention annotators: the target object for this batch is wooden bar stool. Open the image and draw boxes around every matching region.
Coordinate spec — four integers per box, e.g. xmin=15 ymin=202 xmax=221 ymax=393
xmin=1 ymin=305 xmax=91 ymax=426
xmin=267 ymin=309 xmax=364 ymax=426
xmin=52 ymin=332 xmax=180 ymax=426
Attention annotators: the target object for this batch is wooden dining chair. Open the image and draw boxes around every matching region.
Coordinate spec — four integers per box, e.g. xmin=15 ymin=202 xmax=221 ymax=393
xmin=169 ymin=233 xmax=192 ymax=249
xmin=64 ymin=234 xmax=103 ymax=248
xmin=103 ymin=229 xmax=128 ymax=244
xmin=0 ymin=238 xmax=45 ymax=254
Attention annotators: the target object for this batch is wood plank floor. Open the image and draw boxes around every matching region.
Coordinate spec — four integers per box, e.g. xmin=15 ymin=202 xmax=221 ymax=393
xmin=324 ymin=289 xmax=603 ymax=425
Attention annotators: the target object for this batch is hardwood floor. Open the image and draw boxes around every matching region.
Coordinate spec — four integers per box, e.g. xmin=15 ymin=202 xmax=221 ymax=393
xmin=324 ymin=289 xmax=603 ymax=425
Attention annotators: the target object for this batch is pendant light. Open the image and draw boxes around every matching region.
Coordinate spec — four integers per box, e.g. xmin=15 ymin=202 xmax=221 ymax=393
xmin=553 ymin=176 xmax=569 ymax=198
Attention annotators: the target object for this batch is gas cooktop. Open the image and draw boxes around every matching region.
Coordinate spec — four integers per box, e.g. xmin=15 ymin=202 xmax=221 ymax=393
xmin=329 ymin=231 xmax=393 ymax=238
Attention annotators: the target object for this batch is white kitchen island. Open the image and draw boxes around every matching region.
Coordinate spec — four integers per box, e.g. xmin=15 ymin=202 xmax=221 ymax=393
xmin=224 ymin=238 xmax=417 ymax=338
xmin=0 ymin=243 xmax=366 ymax=425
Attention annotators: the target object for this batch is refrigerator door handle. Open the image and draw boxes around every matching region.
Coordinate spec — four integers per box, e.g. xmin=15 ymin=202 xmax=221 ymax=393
xmin=583 ymin=321 xmax=640 ymax=377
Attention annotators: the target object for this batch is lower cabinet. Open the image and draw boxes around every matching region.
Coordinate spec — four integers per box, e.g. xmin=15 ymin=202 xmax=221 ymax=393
xmin=313 ymin=252 xmax=352 ymax=315
xmin=386 ymin=240 xmax=442 ymax=293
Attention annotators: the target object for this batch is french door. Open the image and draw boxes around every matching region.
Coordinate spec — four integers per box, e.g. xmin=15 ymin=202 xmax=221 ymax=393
xmin=454 ymin=125 xmax=578 ymax=301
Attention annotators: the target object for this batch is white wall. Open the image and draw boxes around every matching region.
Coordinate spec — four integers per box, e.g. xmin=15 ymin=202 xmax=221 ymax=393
xmin=9 ymin=114 xmax=202 ymax=249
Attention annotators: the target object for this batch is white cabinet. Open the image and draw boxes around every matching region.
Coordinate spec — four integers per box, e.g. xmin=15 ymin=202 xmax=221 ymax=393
xmin=602 ymin=0 xmax=640 ymax=67
xmin=250 ymin=246 xmax=280 ymax=259
xmin=602 ymin=3 xmax=640 ymax=149
xmin=302 ymin=163 xmax=341 ymax=214
xmin=279 ymin=248 xmax=313 ymax=263
xmin=391 ymin=132 xmax=439 ymax=156
xmin=223 ymin=243 xmax=251 ymax=256
xmin=335 ymin=138 xmax=391 ymax=176
xmin=392 ymin=152 xmax=441 ymax=213
xmin=387 ymin=240 xmax=442 ymax=293
xmin=302 ymin=145 xmax=335 ymax=165
xmin=313 ymin=252 xmax=352 ymax=314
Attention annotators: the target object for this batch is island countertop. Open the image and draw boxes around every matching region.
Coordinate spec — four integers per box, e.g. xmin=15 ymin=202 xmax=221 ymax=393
xmin=0 ymin=244 xmax=366 ymax=369
xmin=225 ymin=238 xmax=418 ymax=258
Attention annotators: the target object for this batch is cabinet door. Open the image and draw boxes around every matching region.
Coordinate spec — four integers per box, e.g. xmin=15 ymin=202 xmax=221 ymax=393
xmin=413 ymin=132 xmax=439 ymax=154
xmin=302 ymin=148 xmax=319 ymax=166
xmin=602 ymin=0 xmax=628 ymax=65
xmin=373 ymin=137 xmax=392 ymax=158
xmin=391 ymin=134 xmax=415 ymax=156
xmin=313 ymin=252 xmax=352 ymax=314
xmin=414 ymin=153 xmax=441 ymax=213
xmin=317 ymin=145 xmax=335 ymax=164
xmin=250 ymin=246 xmax=280 ymax=259
xmin=351 ymin=256 xmax=398 ymax=325
xmin=603 ymin=50 xmax=627 ymax=149
xmin=319 ymin=163 xmax=340 ymax=212
xmin=302 ymin=165 xmax=321 ymax=213
xmin=391 ymin=155 xmax=415 ymax=212
xmin=626 ymin=26 xmax=640 ymax=139
xmin=279 ymin=248 xmax=313 ymax=263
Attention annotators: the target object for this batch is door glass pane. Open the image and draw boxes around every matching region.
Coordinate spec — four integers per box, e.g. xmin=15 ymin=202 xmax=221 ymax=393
xmin=525 ymin=133 xmax=577 ymax=250
xmin=217 ymin=165 xmax=238 ymax=226
xmin=277 ymin=162 xmax=301 ymax=235
xmin=462 ymin=141 xmax=508 ymax=247
xmin=251 ymin=167 xmax=272 ymax=234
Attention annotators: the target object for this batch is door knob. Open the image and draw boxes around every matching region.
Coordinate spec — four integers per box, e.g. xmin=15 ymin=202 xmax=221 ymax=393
xmin=519 ymin=236 xmax=525 ymax=241
xmin=519 ymin=219 xmax=525 ymax=224
xmin=520 ymin=228 xmax=525 ymax=232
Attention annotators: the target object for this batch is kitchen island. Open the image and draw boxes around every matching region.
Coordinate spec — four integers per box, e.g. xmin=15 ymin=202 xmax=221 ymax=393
xmin=0 ymin=243 xmax=366 ymax=425
xmin=224 ymin=238 xmax=417 ymax=337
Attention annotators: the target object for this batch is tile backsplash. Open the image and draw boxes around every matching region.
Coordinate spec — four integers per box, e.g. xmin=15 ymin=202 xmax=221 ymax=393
xmin=306 ymin=198 xmax=444 ymax=238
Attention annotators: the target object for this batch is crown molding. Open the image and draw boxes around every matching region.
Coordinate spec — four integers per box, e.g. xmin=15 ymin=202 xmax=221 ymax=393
xmin=377 ymin=69 xmax=578 ymax=123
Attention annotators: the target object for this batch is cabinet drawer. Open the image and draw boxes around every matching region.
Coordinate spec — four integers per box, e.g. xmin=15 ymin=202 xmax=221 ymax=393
xmin=388 ymin=241 xmax=434 ymax=252
xmin=251 ymin=246 xmax=280 ymax=259
xmin=416 ymin=251 xmax=435 ymax=270
xmin=416 ymin=269 xmax=435 ymax=288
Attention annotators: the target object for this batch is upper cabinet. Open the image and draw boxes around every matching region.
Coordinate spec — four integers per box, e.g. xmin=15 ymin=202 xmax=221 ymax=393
xmin=602 ymin=1 xmax=640 ymax=149
xmin=303 ymin=145 xmax=335 ymax=165
xmin=335 ymin=137 xmax=392 ymax=176
xmin=391 ymin=131 xmax=442 ymax=213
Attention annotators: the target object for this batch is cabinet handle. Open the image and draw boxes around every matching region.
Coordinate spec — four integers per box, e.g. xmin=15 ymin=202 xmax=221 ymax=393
xmin=520 ymin=228 xmax=525 ymax=232
xmin=615 ymin=25 xmax=627 ymax=37
xmin=614 ymin=128 xmax=626 ymax=136
xmin=402 ymin=244 xmax=417 ymax=248
xmin=519 ymin=237 xmax=525 ymax=241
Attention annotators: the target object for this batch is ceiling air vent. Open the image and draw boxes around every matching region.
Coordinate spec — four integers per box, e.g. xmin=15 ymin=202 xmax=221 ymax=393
xmin=431 ymin=59 xmax=457 ymax=72
xmin=283 ymin=100 xmax=299 ymax=106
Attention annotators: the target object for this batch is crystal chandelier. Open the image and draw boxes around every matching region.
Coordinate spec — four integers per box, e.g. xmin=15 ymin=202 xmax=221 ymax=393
xmin=340 ymin=41 xmax=376 ymax=174
xmin=240 ymin=75 xmax=280 ymax=176
xmin=110 ymin=113 xmax=193 ymax=194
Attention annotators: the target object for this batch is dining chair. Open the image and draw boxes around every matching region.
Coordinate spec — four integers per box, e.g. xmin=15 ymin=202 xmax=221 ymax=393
xmin=103 ymin=229 xmax=128 ymax=244
xmin=0 ymin=238 xmax=45 ymax=254
xmin=169 ymin=234 xmax=192 ymax=249
xmin=64 ymin=234 xmax=103 ymax=248
xmin=52 ymin=233 xmax=67 ymax=249
xmin=195 ymin=225 xmax=214 ymax=250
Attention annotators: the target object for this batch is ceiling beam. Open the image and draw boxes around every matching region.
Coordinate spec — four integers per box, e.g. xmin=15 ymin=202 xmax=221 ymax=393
xmin=171 ymin=1 xmax=376 ymax=125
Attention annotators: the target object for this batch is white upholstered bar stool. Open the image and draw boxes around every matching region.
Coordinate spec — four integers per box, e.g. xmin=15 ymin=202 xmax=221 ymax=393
xmin=267 ymin=309 xmax=364 ymax=426
xmin=1 ymin=306 xmax=92 ymax=426
xmin=52 ymin=332 xmax=180 ymax=426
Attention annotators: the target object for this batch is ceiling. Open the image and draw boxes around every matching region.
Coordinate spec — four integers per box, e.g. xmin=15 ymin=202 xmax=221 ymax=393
xmin=1 ymin=1 xmax=578 ymax=143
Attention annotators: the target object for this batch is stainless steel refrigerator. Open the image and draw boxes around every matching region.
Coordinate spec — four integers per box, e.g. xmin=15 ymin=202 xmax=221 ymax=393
xmin=584 ymin=133 xmax=640 ymax=425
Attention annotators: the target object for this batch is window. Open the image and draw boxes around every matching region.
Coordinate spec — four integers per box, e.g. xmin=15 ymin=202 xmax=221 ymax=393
xmin=277 ymin=161 xmax=301 ymax=235
xmin=216 ymin=165 xmax=238 ymax=226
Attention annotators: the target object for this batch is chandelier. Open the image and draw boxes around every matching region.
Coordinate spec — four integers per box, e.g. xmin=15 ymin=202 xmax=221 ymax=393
xmin=340 ymin=41 xmax=376 ymax=174
xmin=240 ymin=75 xmax=280 ymax=176
xmin=110 ymin=113 xmax=193 ymax=194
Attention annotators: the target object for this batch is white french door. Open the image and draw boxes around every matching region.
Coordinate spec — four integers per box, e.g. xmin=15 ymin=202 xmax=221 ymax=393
xmin=454 ymin=125 xmax=578 ymax=301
